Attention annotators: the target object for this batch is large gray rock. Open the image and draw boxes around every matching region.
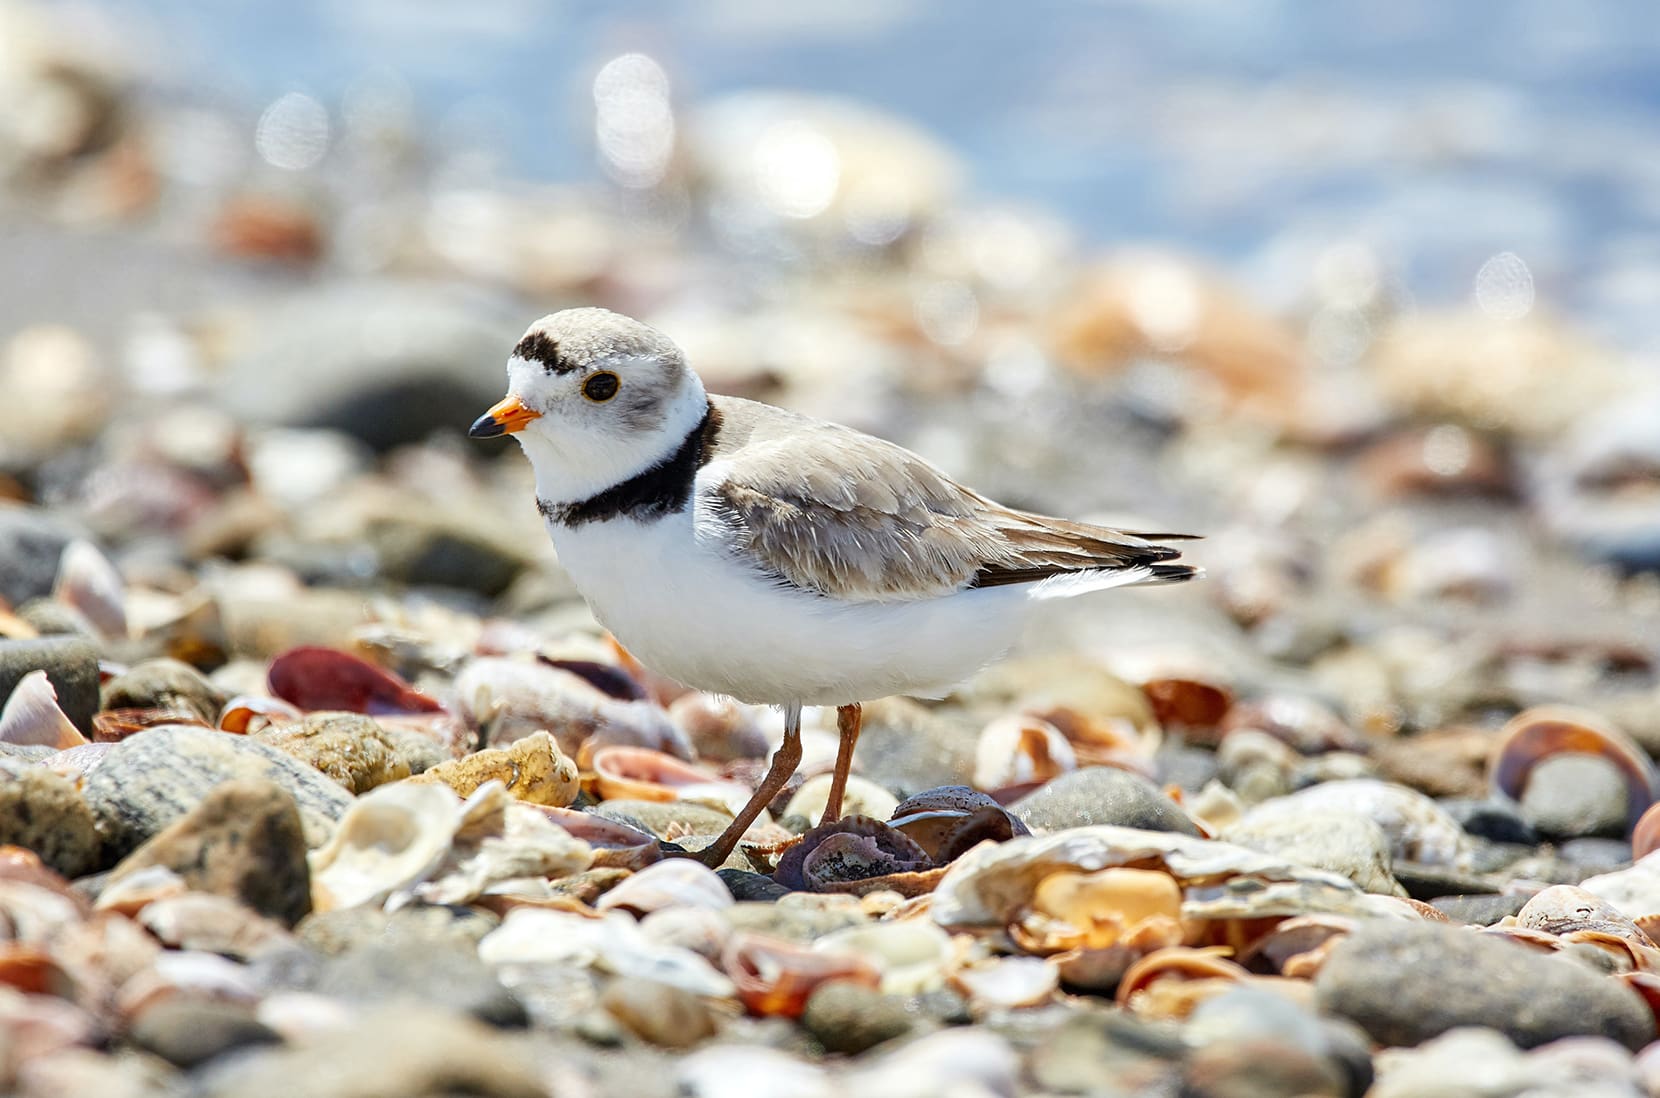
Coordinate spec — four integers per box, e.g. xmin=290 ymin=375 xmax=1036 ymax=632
xmin=1011 ymin=767 xmax=1201 ymax=835
xmin=1223 ymin=810 xmax=1403 ymax=896
xmin=0 ymin=635 xmax=100 ymax=735
xmin=83 ymin=724 xmax=353 ymax=858
xmin=1314 ymin=918 xmax=1655 ymax=1050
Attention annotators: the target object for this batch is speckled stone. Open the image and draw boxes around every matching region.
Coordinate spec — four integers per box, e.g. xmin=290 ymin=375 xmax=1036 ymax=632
xmin=1012 ymin=767 xmax=1201 ymax=835
xmin=0 ymin=760 xmax=102 ymax=877
xmin=254 ymin=711 xmax=439 ymax=794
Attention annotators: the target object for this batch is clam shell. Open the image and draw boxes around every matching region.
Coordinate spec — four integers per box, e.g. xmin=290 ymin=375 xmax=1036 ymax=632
xmin=596 ymin=858 xmax=733 ymax=917
xmin=587 ymin=744 xmax=753 ymax=816
xmin=526 ymin=805 xmax=661 ymax=871
xmin=308 ymin=782 xmax=463 ymax=911
xmin=973 ymin=714 xmax=1076 ymax=795
xmin=950 ymin=955 xmax=1058 ymax=1011
xmin=0 ymin=670 xmax=88 ymax=749
xmin=1491 ymin=706 xmax=1657 ymax=832
xmin=53 ymin=538 xmax=126 ymax=640
xmin=268 ymin=645 xmax=443 ymax=716
xmin=722 ymin=931 xmax=881 ymax=1018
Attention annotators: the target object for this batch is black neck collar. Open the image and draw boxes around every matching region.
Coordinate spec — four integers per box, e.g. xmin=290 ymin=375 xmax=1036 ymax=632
xmin=537 ymin=401 xmax=722 ymax=527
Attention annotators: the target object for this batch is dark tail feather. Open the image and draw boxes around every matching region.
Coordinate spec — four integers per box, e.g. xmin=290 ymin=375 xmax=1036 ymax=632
xmin=1144 ymin=563 xmax=1203 ymax=585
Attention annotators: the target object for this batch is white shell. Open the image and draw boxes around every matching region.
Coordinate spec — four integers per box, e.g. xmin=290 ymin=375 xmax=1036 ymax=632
xmin=596 ymin=858 xmax=732 ymax=917
xmin=973 ymin=714 xmax=1076 ymax=791
xmin=678 ymin=1045 xmax=833 ymax=1098
xmin=53 ymin=539 xmax=126 ymax=640
xmin=949 ymin=955 xmax=1058 ymax=1011
xmin=479 ymin=907 xmax=735 ymax=998
xmin=308 ymin=781 xmax=463 ymax=911
xmin=408 ymin=793 xmax=594 ymax=908
xmin=1231 ymin=779 xmax=1467 ymax=867
xmin=0 ymin=670 xmax=87 ymax=749
xmin=815 ymin=920 xmax=954 ymax=995
xmin=848 ymin=1027 xmax=1021 ymax=1098
xmin=782 ymin=772 xmax=900 ymax=827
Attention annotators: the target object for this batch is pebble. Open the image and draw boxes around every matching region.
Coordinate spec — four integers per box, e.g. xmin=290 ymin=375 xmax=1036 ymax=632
xmin=369 ymin=514 xmax=530 ymax=598
xmin=253 ymin=711 xmax=435 ymax=794
xmin=850 ymin=697 xmax=976 ymax=797
xmin=593 ymin=798 xmax=737 ymax=841
xmin=1519 ymin=754 xmax=1630 ymax=840
xmin=1010 ymin=766 xmax=1201 ymax=835
xmin=1029 ymin=1012 xmax=1184 ymax=1095
xmin=799 ymin=982 xmax=915 ymax=1054
xmin=0 ymin=505 xmax=81 ymax=608
xmin=1222 ymin=810 xmax=1402 ymax=895
xmin=104 ymin=777 xmax=313 ymax=926
xmin=296 ymin=903 xmax=500 ymax=956
xmin=310 ymin=944 xmax=527 ymax=1028
xmin=600 ymin=977 xmax=719 ymax=1049
xmin=0 ymin=761 xmax=103 ymax=876
xmin=1439 ymin=798 xmax=1538 ymax=846
xmin=1428 ymin=892 xmax=1530 ymax=925
xmin=0 ymin=635 xmax=101 ymax=735
xmin=1180 ymin=1038 xmax=1348 ymax=1098
xmin=195 ymin=1005 xmax=546 ymax=1098
xmin=127 ymin=996 xmax=283 ymax=1068
xmin=1313 ymin=919 xmax=1656 ymax=1050
xmin=99 ymin=658 xmax=227 ymax=725
xmin=724 ymin=901 xmax=869 ymax=944
xmin=82 ymin=724 xmax=353 ymax=857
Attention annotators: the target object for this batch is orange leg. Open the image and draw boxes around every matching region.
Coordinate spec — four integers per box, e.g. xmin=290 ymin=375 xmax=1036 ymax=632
xmin=694 ymin=702 xmax=802 ymax=868
xmin=821 ymin=703 xmax=862 ymax=824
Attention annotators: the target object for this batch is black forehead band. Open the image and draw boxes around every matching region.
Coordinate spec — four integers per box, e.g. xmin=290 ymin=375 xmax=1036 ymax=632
xmin=514 ymin=331 xmax=577 ymax=374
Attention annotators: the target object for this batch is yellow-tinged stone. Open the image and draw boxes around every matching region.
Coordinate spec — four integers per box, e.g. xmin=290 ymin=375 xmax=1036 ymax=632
xmin=409 ymin=730 xmax=578 ymax=806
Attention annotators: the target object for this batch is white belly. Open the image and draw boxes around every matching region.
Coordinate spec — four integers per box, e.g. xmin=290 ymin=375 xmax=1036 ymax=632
xmin=545 ymin=508 xmax=1030 ymax=706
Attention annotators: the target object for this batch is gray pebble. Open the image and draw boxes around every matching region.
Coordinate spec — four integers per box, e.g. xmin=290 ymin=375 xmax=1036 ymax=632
xmin=0 ymin=505 xmax=81 ymax=608
xmin=0 ymin=761 xmax=102 ymax=877
xmin=101 ymin=658 xmax=227 ymax=724
xmin=1520 ymin=754 xmax=1629 ymax=840
xmin=1223 ymin=811 xmax=1402 ymax=895
xmin=800 ymin=983 xmax=914 ymax=1054
xmin=128 ymin=998 xmax=283 ymax=1069
xmin=1011 ymin=766 xmax=1201 ymax=835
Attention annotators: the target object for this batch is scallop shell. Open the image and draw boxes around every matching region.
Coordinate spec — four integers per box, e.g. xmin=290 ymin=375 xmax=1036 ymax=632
xmin=783 ymin=773 xmax=899 ymax=828
xmin=596 ymin=858 xmax=733 ymax=917
xmin=722 ymin=931 xmax=881 ymax=1018
xmin=308 ymin=782 xmax=463 ymax=911
xmin=973 ymin=714 xmax=1076 ymax=795
xmin=0 ymin=670 xmax=88 ymax=749
xmin=53 ymin=538 xmax=126 ymax=640
xmin=1491 ymin=706 xmax=1657 ymax=832
xmin=950 ymin=955 xmax=1059 ymax=1011
xmin=814 ymin=920 xmax=955 ymax=995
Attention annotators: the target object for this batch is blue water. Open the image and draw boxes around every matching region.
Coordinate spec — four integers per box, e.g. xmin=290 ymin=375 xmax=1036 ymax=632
xmin=70 ymin=0 xmax=1660 ymax=345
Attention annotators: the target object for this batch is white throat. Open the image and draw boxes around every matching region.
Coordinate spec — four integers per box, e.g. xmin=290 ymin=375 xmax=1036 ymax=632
xmin=515 ymin=374 xmax=709 ymax=506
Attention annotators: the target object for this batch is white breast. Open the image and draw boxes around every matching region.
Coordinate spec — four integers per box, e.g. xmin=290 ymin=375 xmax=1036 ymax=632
xmin=544 ymin=506 xmax=1031 ymax=706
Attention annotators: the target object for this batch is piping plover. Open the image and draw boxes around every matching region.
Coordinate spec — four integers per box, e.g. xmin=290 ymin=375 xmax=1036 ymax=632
xmin=471 ymin=307 xmax=1198 ymax=866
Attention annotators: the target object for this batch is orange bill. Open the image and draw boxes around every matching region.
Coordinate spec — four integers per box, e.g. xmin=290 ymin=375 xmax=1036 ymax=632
xmin=468 ymin=394 xmax=542 ymax=438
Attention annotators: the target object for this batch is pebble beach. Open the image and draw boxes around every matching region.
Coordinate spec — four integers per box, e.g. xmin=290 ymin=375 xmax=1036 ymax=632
xmin=4 ymin=3 xmax=1660 ymax=1096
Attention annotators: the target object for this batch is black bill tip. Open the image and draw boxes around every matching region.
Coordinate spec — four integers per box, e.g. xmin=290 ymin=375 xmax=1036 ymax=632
xmin=468 ymin=414 xmax=505 ymax=439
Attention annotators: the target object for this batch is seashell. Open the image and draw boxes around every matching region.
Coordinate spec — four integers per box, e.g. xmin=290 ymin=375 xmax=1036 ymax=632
xmin=678 ymin=1045 xmax=833 ymax=1098
xmin=1229 ymin=779 xmax=1467 ymax=867
xmin=481 ymin=907 xmax=735 ymax=997
xmin=814 ymin=921 xmax=955 ymax=996
xmin=774 ymin=815 xmax=932 ymax=892
xmin=587 ymin=744 xmax=752 ymax=816
xmin=845 ymin=1028 xmax=1020 ymax=1098
xmin=115 ymin=950 xmax=264 ymax=1018
xmin=218 ymin=694 xmax=302 ymax=734
xmin=137 ymin=893 xmax=293 ymax=959
xmin=1636 ymin=804 xmax=1660 ymax=862
xmin=669 ymin=692 xmax=770 ymax=762
xmin=308 ymin=781 xmax=463 ymax=911
xmin=639 ymin=906 xmax=732 ymax=963
xmin=0 ymin=944 xmax=73 ymax=996
xmin=722 ymin=931 xmax=881 ymax=1018
xmin=1516 ymin=885 xmax=1654 ymax=946
xmin=973 ymin=714 xmax=1075 ymax=795
xmin=1140 ymin=678 xmax=1233 ymax=734
xmin=1219 ymin=694 xmax=1368 ymax=755
xmin=1240 ymin=914 xmax=1359 ymax=977
xmin=1008 ymin=867 xmax=1185 ymax=956
xmin=91 ymin=707 xmax=208 ymax=742
xmin=268 ymin=646 xmax=443 ymax=717
xmin=1116 ymin=946 xmax=1249 ymax=1016
xmin=526 ymin=805 xmax=661 ymax=871
xmin=931 ymin=825 xmax=1392 ymax=933
xmin=45 ymin=741 xmax=114 ymax=784
xmin=783 ymin=772 xmax=899 ymax=828
xmin=92 ymin=865 xmax=188 ymax=917
xmin=540 ymin=657 xmax=647 ymax=701
xmin=0 ymin=671 xmax=88 ymax=749
xmin=411 ymin=730 xmax=578 ymax=807
xmin=1491 ymin=706 xmax=1657 ymax=833
xmin=456 ymin=656 xmax=688 ymax=759
xmin=406 ymin=789 xmax=594 ymax=909
xmin=596 ymin=858 xmax=733 ymax=918
xmin=0 ymin=984 xmax=98 ymax=1065
xmin=949 ymin=954 xmax=1058 ymax=1011
xmin=889 ymin=787 xmax=1029 ymax=863
xmin=52 ymin=539 xmax=126 ymax=640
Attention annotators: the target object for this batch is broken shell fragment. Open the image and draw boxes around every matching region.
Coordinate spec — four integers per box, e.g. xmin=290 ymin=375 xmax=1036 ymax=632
xmin=0 ymin=670 xmax=88 ymax=749
xmin=308 ymin=782 xmax=462 ymax=911
xmin=1116 ymin=946 xmax=1250 ymax=1018
xmin=1009 ymin=866 xmax=1185 ymax=956
xmin=526 ymin=805 xmax=661 ymax=871
xmin=52 ymin=539 xmax=127 ymax=640
xmin=773 ymin=815 xmax=932 ymax=892
xmin=950 ymin=955 xmax=1059 ymax=1011
xmin=218 ymin=694 xmax=302 ymax=734
xmin=1491 ymin=706 xmax=1657 ymax=832
xmin=587 ymin=744 xmax=752 ymax=815
xmin=973 ymin=714 xmax=1076 ymax=795
xmin=722 ymin=931 xmax=881 ymax=1018
xmin=814 ymin=920 xmax=955 ymax=995
xmin=596 ymin=858 xmax=733 ymax=918
xmin=410 ymin=730 xmax=578 ymax=806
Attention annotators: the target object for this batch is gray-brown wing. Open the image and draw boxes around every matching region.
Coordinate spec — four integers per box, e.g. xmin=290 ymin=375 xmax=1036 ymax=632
xmin=703 ymin=425 xmax=1192 ymax=602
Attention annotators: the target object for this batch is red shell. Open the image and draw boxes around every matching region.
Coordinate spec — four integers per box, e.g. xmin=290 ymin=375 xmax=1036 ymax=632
xmin=267 ymin=646 xmax=443 ymax=716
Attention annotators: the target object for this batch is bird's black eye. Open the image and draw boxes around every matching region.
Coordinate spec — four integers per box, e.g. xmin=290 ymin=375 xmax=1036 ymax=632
xmin=582 ymin=371 xmax=620 ymax=402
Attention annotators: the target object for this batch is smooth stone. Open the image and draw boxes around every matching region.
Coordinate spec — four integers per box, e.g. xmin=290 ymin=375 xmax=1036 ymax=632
xmin=0 ymin=761 xmax=102 ymax=876
xmin=195 ymin=1006 xmax=546 ymax=1098
xmin=253 ymin=712 xmax=436 ymax=794
xmin=295 ymin=904 xmax=501 ymax=957
xmin=1314 ymin=919 xmax=1656 ymax=1050
xmin=1428 ymin=893 xmax=1530 ymax=926
xmin=106 ymin=778 xmax=312 ymax=926
xmin=1029 ymin=1012 xmax=1185 ymax=1095
xmin=1180 ymin=1038 xmax=1348 ymax=1098
xmin=1519 ymin=754 xmax=1630 ymax=840
xmin=83 ymin=724 xmax=353 ymax=858
xmin=592 ymin=799 xmax=735 ymax=841
xmin=312 ymin=944 xmax=527 ymax=1028
xmin=1222 ymin=811 xmax=1402 ymax=896
xmin=800 ymin=983 xmax=914 ymax=1055
xmin=1011 ymin=767 xmax=1201 ymax=836
xmin=18 ymin=598 xmax=98 ymax=639
xmin=1558 ymin=838 xmax=1637 ymax=873
xmin=1439 ymin=798 xmax=1538 ymax=846
xmin=370 ymin=518 xmax=528 ymax=598
xmin=1390 ymin=861 xmax=1510 ymax=901
xmin=0 ymin=505 xmax=80 ymax=608
xmin=1187 ymin=987 xmax=1373 ymax=1097
xmin=851 ymin=697 xmax=976 ymax=798
xmin=1156 ymin=741 xmax=1219 ymax=792
xmin=723 ymin=901 xmax=868 ymax=944
xmin=600 ymin=978 xmax=718 ymax=1049
xmin=127 ymin=997 xmax=282 ymax=1069
xmin=718 ymin=869 xmax=791 ymax=903
xmin=100 ymin=659 xmax=227 ymax=725
xmin=0 ymin=635 xmax=100 ymax=735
